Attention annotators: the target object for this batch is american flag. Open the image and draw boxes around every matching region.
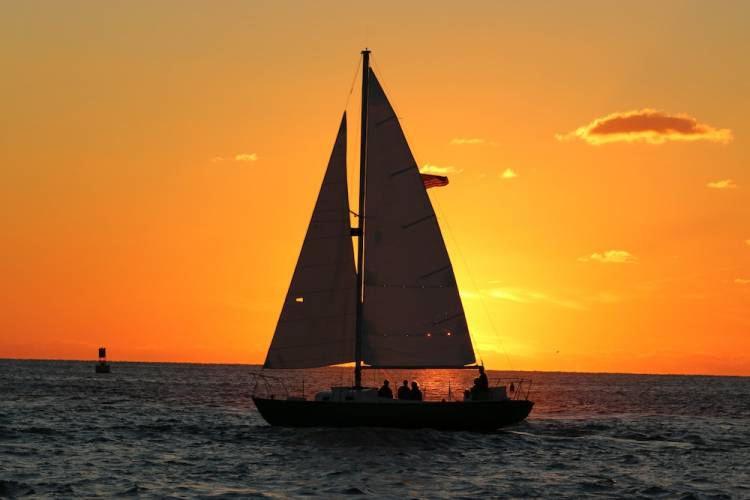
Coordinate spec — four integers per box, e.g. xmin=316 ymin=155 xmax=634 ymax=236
xmin=420 ymin=173 xmax=449 ymax=189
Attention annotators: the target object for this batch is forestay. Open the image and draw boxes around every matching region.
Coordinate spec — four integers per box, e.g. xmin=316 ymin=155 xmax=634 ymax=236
xmin=361 ymin=70 xmax=476 ymax=368
xmin=264 ymin=115 xmax=357 ymax=368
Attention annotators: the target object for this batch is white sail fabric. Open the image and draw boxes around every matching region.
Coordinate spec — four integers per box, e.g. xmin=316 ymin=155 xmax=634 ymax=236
xmin=264 ymin=115 xmax=357 ymax=368
xmin=361 ymin=70 xmax=476 ymax=368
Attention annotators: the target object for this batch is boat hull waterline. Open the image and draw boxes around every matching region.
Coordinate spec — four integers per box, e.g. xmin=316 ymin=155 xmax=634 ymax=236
xmin=252 ymin=397 xmax=533 ymax=431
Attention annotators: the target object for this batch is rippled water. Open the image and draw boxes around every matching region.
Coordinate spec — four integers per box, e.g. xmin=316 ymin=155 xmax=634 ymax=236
xmin=1 ymin=360 xmax=748 ymax=498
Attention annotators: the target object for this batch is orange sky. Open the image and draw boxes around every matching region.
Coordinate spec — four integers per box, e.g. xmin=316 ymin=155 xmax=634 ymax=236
xmin=1 ymin=2 xmax=748 ymax=375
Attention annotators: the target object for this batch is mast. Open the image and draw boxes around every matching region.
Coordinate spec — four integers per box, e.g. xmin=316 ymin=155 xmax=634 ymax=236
xmin=354 ymin=48 xmax=370 ymax=388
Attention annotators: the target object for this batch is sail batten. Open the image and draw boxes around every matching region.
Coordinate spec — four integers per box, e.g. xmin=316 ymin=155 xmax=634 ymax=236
xmin=361 ymin=69 xmax=476 ymax=368
xmin=263 ymin=115 xmax=357 ymax=369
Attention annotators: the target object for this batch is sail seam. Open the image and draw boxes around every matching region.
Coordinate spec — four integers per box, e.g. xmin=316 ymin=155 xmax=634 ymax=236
xmin=365 ymin=312 xmax=466 ymax=333
xmin=432 ymin=312 xmax=465 ymax=324
xmin=367 ymin=331 xmax=467 ymax=338
xmin=314 ymin=208 xmax=346 ymax=213
xmin=278 ymin=313 xmax=356 ymax=324
xmin=364 ymin=282 xmax=457 ymax=289
xmin=363 ymin=343 xmax=470 ymax=360
xmin=297 ymin=262 xmax=353 ymax=270
xmin=419 ymin=265 xmax=451 ymax=279
xmin=288 ymin=287 xmax=356 ymax=295
xmin=402 ymin=213 xmax=436 ymax=229
xmin=268 ymin=339 xmax=354 ymax=351
xmin=376 ymin=114 xmax=397 ymax=126
xmin=389 ymin=164 xmax=415 ymax=177
xmin=305 ymin=234 xmax=351 ymax=241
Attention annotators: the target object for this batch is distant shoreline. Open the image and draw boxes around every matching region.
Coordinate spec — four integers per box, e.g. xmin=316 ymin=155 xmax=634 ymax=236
xmin=0 ymin=358 xmax=747 ymax=378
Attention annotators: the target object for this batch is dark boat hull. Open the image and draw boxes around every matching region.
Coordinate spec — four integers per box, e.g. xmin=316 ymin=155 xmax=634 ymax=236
xmin=252 ymin=397 xmax=533 ymax=431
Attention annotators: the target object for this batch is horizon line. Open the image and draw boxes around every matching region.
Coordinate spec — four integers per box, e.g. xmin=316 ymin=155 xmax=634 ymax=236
xmin=1 ymin=357 xmax=747 ymax=379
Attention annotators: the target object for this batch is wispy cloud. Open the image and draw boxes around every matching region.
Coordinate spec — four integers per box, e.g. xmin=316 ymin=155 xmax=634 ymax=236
xmin=578 ymin=250 xmax=637 ymax=264
xmin=450 ymin=138 xmax=485 ymax=145
xmin=557 ymin=109 xmax=733 ymax=145
xmin=500 ymin=168 xmax=518 ymax=179
xmin=420 ymin=164 xmax=462 ymax=174
xmin=211 ymin=153 xmax=259 ymax=163
xmin=482 ymin=286 xmax=587 ymax=311
xmin=462 ymin=282 xmax=648 ymax=310
xmin=707 ymin=179 xmax=738 ymax=189
xmin=735 ymin=278 xmax=749 ymax=285
xmin=588 ymin=291 xmax=625 ymax=303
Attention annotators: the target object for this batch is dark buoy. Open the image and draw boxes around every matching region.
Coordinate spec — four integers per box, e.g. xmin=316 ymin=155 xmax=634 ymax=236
xmin=95 ymin=347 xmax=111 ymax=373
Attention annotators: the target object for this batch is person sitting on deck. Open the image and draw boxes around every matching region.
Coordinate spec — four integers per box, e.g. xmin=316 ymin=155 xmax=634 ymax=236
xmin=397 ymin=380 xmax=410 ymax=400
xmin=410 ymin=381 xmax=423 ymax=401
xmin=378 ymin=379 xmax=393 ymax=399
xmin=478 ymin=366 xmax=489 ymax=390
xmin=470 ymin=366 xmax=490 ymax=400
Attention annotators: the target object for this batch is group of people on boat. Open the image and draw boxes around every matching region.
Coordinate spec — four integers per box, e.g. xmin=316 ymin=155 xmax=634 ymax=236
xmin=377 ymin=367 xmax=491 ymax=402
xmin=377 ymin=379 xmax=423 ymax=401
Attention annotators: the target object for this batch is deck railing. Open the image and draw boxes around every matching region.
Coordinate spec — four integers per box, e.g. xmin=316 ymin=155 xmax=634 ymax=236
xmin=250 ymin=372 xmax=533 ymax=402
xmin=491 ymin=377 xmax=533 ymax=401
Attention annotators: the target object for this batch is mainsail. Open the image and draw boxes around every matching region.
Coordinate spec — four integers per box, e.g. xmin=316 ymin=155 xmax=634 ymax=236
xmin=264 ymin=115 xmax=357 ymax=368
xmin=361 ymin=70 xmax=476 ymax=368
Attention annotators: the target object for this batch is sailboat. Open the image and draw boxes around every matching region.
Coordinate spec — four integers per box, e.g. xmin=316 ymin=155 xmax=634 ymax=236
xmin=252 ymin=50 xmax=533 ymax=430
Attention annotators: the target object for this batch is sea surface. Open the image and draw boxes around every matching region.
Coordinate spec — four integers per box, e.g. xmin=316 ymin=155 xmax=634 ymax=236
xmin=1 ymin=360 xmax=748 ymax=498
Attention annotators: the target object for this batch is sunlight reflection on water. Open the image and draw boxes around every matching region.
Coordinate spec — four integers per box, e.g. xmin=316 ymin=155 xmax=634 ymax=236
xmin=1 ymin=360 xmax=748 ymax=497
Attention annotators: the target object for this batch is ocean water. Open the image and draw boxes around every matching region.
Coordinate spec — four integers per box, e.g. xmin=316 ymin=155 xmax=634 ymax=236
xmin=1 ymin=360 xmax=748 ymax=498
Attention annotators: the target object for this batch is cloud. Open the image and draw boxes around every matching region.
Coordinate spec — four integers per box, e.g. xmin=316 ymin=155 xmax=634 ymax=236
xmin=707 ymin=179 xmax=738 ymax=189
xmin=735 ymin=278 xmax=750 ymax=285
xmin=578 ymin=250 xmax=637 ymax=264
xmin=235 ymin=153 xmax=258 ymax=161
xmin=557 ymin=109 xmax=733 ymax=145
xmin=420 ymin=164 xmax=461 ymax=174
xmin=463 ymin=281 xmax=647 ymax=310
xmin=211 ymin=153 xmax=259 ymax=163
xmin=500 ymin=168 xmax=518 ymax=179
xmin=450 ymin=138 xmax=484 ymax=145
xmin=589 ymin=291 xmax=625 ymax=303
xmin=483 ymin=286 xmax=587 ymax=311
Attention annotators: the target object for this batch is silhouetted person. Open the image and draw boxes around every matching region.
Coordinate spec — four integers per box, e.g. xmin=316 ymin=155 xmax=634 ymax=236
xmin=410 ymin=381 xmax=423 ymax=401
xmin=478 ymin=366 xmax=489 ymax=391
xmin=378 ymin=379 xmax=393 ymax=399
xmin=397 ymin=380 xmax=410 ymax=400
xmin=470 ymin=367 xmax=490 ymax=400
xmin=470 ymin=377 xmax=482 ymax=400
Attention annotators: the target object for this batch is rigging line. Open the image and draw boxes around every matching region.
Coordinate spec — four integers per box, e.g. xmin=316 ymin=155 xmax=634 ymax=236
xmin=370 ymin=54 xmax=426 ymax=180
xmin=431 ymin=198 xmax=515 ymax=372
xmin=347 ymin=55 xmax=362 ymax=238
xmin=369 ymin=54 xmax=409 ymax=138
xmin=343 ymin=55 xmax=363 ymax=111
